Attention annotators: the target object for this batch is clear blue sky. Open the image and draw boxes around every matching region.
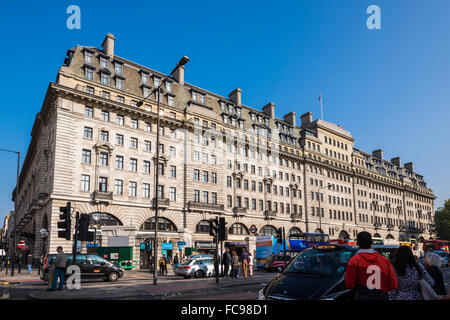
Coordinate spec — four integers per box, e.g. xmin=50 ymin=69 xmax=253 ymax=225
xmin=0 ymin=0 xmax=449 ymax=222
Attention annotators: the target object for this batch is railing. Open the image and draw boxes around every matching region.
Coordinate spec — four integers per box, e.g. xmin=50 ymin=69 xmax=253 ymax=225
xmin=187 ymin=201 xmax=224 ymax=211
xmin=373 ymin=222 xmax=382 ymax=229
xmin=233 ymin=207 xmax=247 ymax=215
xmin=93 ymin=190 xmax=113 ymax=201
xmin=290 ymin=213 xmax=301 ymax=221
xmin=264 ymin=210 xmax=277 ymax=218
xmin=152 ymin=198 xmax=170 ymax=208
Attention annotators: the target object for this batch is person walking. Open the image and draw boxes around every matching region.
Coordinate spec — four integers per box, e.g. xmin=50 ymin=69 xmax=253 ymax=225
xmin=388 ymin=245 xmax=435 ymax=300
xmin=222 ymin=248 xmax=231 ymax=277
xmin=240 ymin=249 xmax=249 ymax=278
xmin=230 ymin=251 xmax=239 ymax=278
xmin=248 ymin=253 xmax=254 ymax=277
xmin=48 ymin=246 xmax=68 ymax=291
xmin=173 ymin=253 xmax=179 ymax=274
xmin=345 ymin=232 xmax=397 ymax=300
xmin=158 ymin=256 xmax=166 ymax=275
xmin=27 ymin=253 xmax=33 ymax=274
xmin=163 ymin=254 xmax=168 ymax=275
xmin=423 ymin=252 xmax=446 ymax=296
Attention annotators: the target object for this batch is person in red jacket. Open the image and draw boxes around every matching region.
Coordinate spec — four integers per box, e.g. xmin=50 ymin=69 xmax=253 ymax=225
xmin=345 ymin=232 xmax=397 ymax=300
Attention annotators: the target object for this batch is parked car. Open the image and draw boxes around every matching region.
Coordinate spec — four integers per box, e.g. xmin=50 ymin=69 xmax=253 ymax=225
xmin=263 ymin=254 xmax=293 ymax=272
xmin=372 ymin=245 xmax=400 ymax=263
xmin=259 ymin=244 xmax=358 ymax=300
xmin=41 ymin=254 xmax=124 ymax=282
xmin=176 ymin=256 xmax=215 ymax=279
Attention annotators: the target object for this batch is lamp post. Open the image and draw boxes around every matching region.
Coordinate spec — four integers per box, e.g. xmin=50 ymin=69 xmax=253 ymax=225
xmin=0 ymin=148 xmax=20 ymax=277
xmin=136 ymin=56 xmax=189 ymax=285
xmin=317 ymin=184 xmax=331 ymax=232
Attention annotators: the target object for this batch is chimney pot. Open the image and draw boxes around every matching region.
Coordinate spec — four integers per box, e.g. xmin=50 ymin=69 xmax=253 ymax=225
xmin=372 ymin=149 xmax=383 ymax=161
xmin=228 ymin=88 xmax=242 ymax=106
xmin=262 ymin=102 xmax=275 ymax=119
xmin=173 ymin=66 xmax=185 ymax=85
xmin=283 ymin=111 xmax=296 ymax=127
xmin=300 ymin=112 xmax=312 ymax=128
xmin=102 ymin=33 xmax=116 ymax=57
xmin=404 ymin=162 xmax=414 ymax=172
xmin=391 ymin=157 xmax=401 ymax=167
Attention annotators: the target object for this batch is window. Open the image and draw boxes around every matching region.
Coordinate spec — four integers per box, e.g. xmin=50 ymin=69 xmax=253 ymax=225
xmin=145 ymin=122 xmax=152 ymax=133
xmin=170 ymin=166 xmax=176 ymax=178
xmin=203 ymin=191 xmax=208 ymax=203
xmin=114 ymin=180 xmax=123 ymax=195
xmin=143 ymin=86 xmax=150 ymax=98
xmin=82 ymin=149 xmax=91 ymax=164
xmin=116 ymin=114 xmax=124 ymax=125
xmin=154 ymin=77 xmax=160 ymax=88
xmin=116 ymin=78 xmax=124 ymax=90
xmin=166 ymin=82 xmax=172 ymax=92
xmin=130 ymin=158 xmax=137 ymax=171
xmin=194 ymin=190 xmax=200 ymax=202
xmin=101 ymin=73 xmax=109 ymax=85
xmin=158 ymin=163 xmax=164 ymax=176
xmin=144 ymin=161 xmax=151 ymax=174
xmin=115 ymin=62 xmax=123 ymax=75
xmin=169 ymin=146 xmax=176 ymax=157
xmin=141 ymin=72 xmax=148 ymax=84
xmin=85 ymin=67 xmax=94 ymax=80
xmin=194 ymin=169 xmax=200 ymax=181
xmin=81 ymin=175 xmax=90 ymax=192
xmin=170 ymin=187 xmax=176 ymax=202
xmin=102 ymin=91 xmax=110 ymax=99
xmin=100 ymin=153 xmax=108 ymax=166
xmin=117 ymin=95 xmax=125 ymax=103
xmin=116 ymin=134 xmax=124 ymax=145
xmin=212 ymin=173 xmax=217 ymax=184
xmin=99 ymin=177 xmax=108 ymax=192
xmin=131 ymin=119 xmax=138 ymax=129
xmin=130 ymin=137 xmax=138 ymax=148
xmin=115 ymin=156 xmax=123 ymax=169
xmin=203 ymin=171 xmax=209 ymax=183
xmin=129 ymin=181 xmax=137 ymax=197
xmin=212 ymin=192 xmax=217 ymax=204
xmin=143 ymin=183 xmax=150 ymax=198
xmin=84 ymin=51 xmax=93 ymax=64
xmin=84 ymin=127 xmax=93 ymax=139
xmin=85 ymin=106 xmax=93 ymax=117
xmin=100 ymin=130 xmax=109 ymax=142
xmin=101 ymin=110 xmax=109 ymax=122
xmin=168 ymin=96 xmax=174 ymax=107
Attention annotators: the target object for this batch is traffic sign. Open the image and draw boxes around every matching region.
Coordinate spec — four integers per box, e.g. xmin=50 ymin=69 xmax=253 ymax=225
xmin=17 ymin=241 xmax=25 ymax=249
xmin=249 ymin=225 xmax=258 ymax=234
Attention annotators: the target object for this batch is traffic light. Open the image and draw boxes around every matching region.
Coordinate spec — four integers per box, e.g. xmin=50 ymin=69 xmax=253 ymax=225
xmin=218 ymin=217 xmax=227 ymax=241
xmin=144 ymin=238 xmax=150 ymax=250
xmin=209 ymin=219 xmax=218 ymax=237
xmin=58 ymin=202 xmax=71 ymax=240
xmin=276 ymin=227 xmax=283 ymax=243
xmin=78 ymin=214 xmax=94 ymax=242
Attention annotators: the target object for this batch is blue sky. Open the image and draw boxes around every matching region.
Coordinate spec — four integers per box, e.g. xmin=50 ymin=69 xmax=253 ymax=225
xmin=0 ymin=0 xmax=449 ymax=222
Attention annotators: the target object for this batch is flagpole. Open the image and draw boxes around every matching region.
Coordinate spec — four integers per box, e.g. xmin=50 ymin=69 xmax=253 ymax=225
xmin=320 ymin=93 xmax=323 ymax=120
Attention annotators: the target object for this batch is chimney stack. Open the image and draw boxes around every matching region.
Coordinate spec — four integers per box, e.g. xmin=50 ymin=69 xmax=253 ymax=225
xmin=284 ymin=111 xmax=296 ymax=127
xmin=300 ymin=112 xmax=312 ymax=128
xmin=372 ymin=149 xmax=383 ymax=161
xmin=404 ymin=162 xmax=414 ymax=172
xmin=262 ymin=102 xmax=275 ymax=119
xmin=102 ymin=33 xmax=116 ymax=57
xmin=228 ymin=88 xmax=242 ymax=106
xmin=173 ymin=66 xmax=185 ymax=85
xmin=391 ymin=157 xmax=401 ymax=167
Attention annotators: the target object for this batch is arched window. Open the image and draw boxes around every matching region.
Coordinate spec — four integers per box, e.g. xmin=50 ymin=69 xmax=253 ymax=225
xmin=260 ymin=225 xmax=277 ymax=236
xmin=141 ymin=217 xmax=177 ymax=232
xmin=315 ymin=228 xmax=324 ymax=234
xmin=386 ymin=234 xmax=395 ymax=240
xmin=288 ymin=227 xmax=303 ymax=239
xmin=373 ymin=233 xmax=381 ymax=238
xmin=228 ymin=223 xmax=249 ymax=235
xmin=196 ymin=220 xmax=210 ymax=233
xmin=90 ymin=212 xmax=123 ymax=227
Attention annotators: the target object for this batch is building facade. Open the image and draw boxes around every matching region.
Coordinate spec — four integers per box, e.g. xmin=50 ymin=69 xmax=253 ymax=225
xmin=12 ymin=34 xmax=436 ymax=266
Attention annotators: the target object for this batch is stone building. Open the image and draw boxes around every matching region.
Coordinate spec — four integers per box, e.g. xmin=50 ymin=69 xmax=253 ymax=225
xmin=11 ymin=34 xmax=436 ymax=267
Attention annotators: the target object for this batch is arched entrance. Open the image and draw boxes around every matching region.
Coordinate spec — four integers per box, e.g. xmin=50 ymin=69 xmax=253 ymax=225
xmin=288 ymin=227 xmax=302 ymax=239
xmin=314 ymin=228 xmax=324 ymax=234
xmin=260 ymin=225 xmax=277 ymax=236
xmin=88 ymin=212 xmax=123 ymax=253
xmin=228 ymin=223 xmax=249 ymax=236
xmin=338 ymin=230 xmax=350 ymax=240
xmin=140 ymin=217 xmax=178 ymax=266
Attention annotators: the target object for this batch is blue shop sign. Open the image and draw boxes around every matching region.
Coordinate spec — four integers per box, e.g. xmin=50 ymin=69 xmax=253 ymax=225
xmin=162 ymin=243 xmax=173 ymax=250
xmin=177 ymin=241 xmax=186 ymax=246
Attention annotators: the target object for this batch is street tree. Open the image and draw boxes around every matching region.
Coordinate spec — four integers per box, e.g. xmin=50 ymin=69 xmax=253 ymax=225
xmin=432 ymin=199 xmax=450 ymax=240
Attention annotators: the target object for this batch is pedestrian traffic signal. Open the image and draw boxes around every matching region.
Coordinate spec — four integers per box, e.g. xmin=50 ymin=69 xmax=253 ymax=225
xmin=144 ymin=238 xmax=150 ymax=250
xmin=218 ymin=217 xmax=227 ymax=241
xmin=58 ymin=202 xmax=71 ymax=240
xmin=78 ymin=214 xmax=94 ymax=242
xmin=209 ymin=219 xmax=218 ymax=237
xmin=276 ymin=227 xmax=283 ymax=242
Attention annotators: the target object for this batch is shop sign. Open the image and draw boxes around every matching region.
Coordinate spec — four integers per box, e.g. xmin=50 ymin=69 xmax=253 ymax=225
xmin=195 ymin=241 xmax=216 ymax=249
xmin=162 ymin=242 xmax=173 ymax=250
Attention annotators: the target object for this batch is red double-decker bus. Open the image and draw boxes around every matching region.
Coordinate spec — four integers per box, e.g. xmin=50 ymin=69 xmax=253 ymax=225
xmin=423 ymin=240 xmax=450 ymax=253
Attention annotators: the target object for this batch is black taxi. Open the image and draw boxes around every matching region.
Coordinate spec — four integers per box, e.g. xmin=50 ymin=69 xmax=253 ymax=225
xmin=258 ymin=244 xmax=358 ymax=300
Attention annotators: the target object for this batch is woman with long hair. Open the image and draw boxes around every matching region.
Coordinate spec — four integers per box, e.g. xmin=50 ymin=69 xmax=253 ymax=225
xmin=424 ymin=252 xmax=447 ymax=296
xmin=389 ymin=246 xmax=435 ymax=300
xmin=230 ymin=251 xmax=240 ymax=278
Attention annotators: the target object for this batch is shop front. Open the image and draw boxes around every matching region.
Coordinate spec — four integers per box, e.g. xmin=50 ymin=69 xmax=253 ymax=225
xmin=194 ymin=241 xmax=216 ymax=255
xmin=224 ymin=241 xmax=248 ymax=256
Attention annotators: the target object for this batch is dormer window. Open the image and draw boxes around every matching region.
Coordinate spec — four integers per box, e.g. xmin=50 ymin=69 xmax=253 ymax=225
xmin=101 ymin=73 xmax=109 ymax=85
xmin=115 ymin=62 xmax=123 ymax=75
xmin=228 ymin=105 xmax=233 ymax=114
xmin=199 ymin=94 xmax=205 ymax=104
xmin=258 ymin=116 xmax=262 ymax=124
xmin=265 ymin=118 xmax=269 ymax=126
xmin=166 ymin=82 xmax=171 ymax=92
xmin=220 ymin=102 xmax=225 ymax=111
xmin=236 ymin=108 xmax=241 ymax=117
xmin=100 ymin=57 xmax=108 ymax=69
xmin=116 ymin=78 xmax=124 ymax=90
xmin=154 ymin=77 xmax=160 ymax=88
xmin=250 ymin=113 xmax=255 ymax=122
xmin=141 ymin=73 xmax=148 ymax=84
xmin=231 ymin=118 xmax=236 ymax=127
xmin=84 ymin=51 xmax=93 ymax=64
xmin=85 ymin=66 xmax=94 ymax=80
xmin=143 ymin=86 xmax=150 ymax=98
xmin=239 ymin=120 xmax=244 ymax=129
xmin=223 ymin=115 xmax=229 ymax=124
xmin=192 ymin=91 xmax=197 ymax=101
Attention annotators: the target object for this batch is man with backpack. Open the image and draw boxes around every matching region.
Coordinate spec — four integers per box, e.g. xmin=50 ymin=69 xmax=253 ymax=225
xmin=345 ymin=232 xmax=397 ymax=300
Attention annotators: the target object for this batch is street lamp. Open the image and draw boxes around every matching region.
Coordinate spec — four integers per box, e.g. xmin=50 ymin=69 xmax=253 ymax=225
xmin=136 ymin=56 xmax=189 ymax=286
xmin=317 ymin=183 xmax=331 ymax=232
xmin=0 ymin=148 xmax=20 ymax=277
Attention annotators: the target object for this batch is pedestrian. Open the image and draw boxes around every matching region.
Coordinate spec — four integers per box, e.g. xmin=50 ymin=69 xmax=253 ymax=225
xmin=162 ymin=254 xmax=168 ymax=275
xmin=231 ymin=251 xmax=239 ymax=278
xmin=158 ymin=256 xmax=165 ymax=275
xmin=388 ymin=245 xmax=435 ymax=300
xmin=240 ymin=249 xmax=249 ymax=278
xmin=173 ymin=253 xmax=179 ymax=274
xmin=48 ymin=246 xmax=68 ymax=291
xmin=423 ymin=252 xmax=446 ymax=296
xmin=248 ymin=253 xmax=253 ymax=277
xmin=222 ymin=248 xmax=231 ymax=277
xmin=27 ymin=253 xmax=33 ymax=274
xmin=345 ymin=231 xmax=397 ymax=300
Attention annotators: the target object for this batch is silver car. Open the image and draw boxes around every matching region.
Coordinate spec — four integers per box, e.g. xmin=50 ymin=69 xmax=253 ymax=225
xmin=176 ymin=257 xmax=216 ymax=279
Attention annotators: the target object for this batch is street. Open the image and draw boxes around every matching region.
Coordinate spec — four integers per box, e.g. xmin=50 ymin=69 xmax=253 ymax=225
xmin=2 ymin=266 xmax=450 ymax=300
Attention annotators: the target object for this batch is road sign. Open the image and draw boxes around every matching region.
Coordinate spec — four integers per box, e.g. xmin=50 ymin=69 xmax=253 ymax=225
xmin=249 ymin=225 xmax=258 ymax=234
xmin=17 ymin=241 xmax=25 ymax=249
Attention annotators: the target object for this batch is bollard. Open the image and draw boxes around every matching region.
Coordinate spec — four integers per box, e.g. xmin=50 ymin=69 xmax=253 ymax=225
xmin=48 ymin=269 xmax=54 ymax=289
